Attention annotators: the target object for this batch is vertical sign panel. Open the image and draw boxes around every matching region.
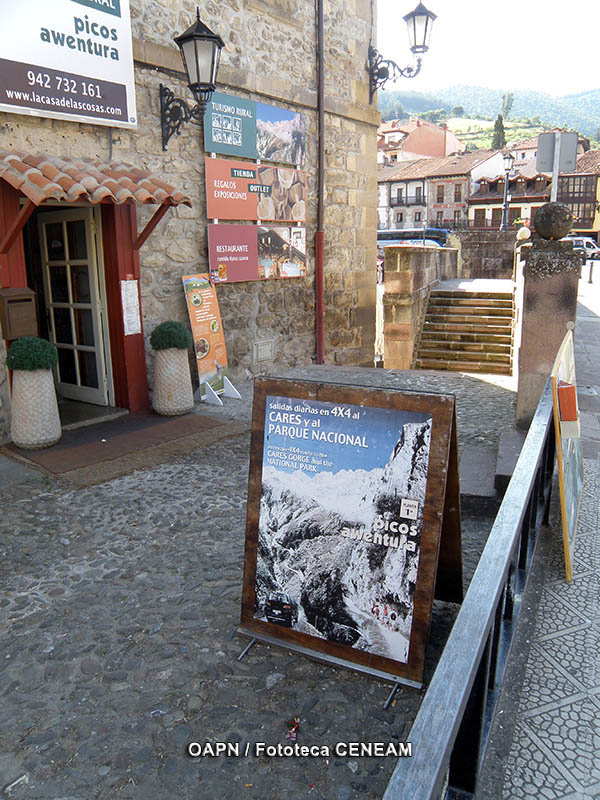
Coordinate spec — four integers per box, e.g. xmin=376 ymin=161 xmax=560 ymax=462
xmin=182 ymin=274 xmax=228 ymax=399
xmin=551 ymin=330 xmax=584 ymax=582
xmin=0 ymin=0 xmax=136 ymax=128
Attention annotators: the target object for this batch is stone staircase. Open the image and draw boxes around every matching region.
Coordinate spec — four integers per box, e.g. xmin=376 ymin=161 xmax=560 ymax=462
xmin=415 ymin=286 xmax=515 ymax=375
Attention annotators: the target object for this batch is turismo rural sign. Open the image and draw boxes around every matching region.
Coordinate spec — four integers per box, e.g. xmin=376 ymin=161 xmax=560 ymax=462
xmin=0 ymin=0 xmax=137 ymax=128
xmin=204 ymin=91 xmax=306 ymax=167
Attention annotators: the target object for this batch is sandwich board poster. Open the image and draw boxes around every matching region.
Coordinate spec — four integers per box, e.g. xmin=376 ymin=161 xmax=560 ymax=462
xmin=241 ymin=378 xmax=463 ymax=687
xmin=0 ymin=0 xmax=137 ymax=128
xmin=205 ymin=158 xmax=306 ymax=222
xmin=204 ymin=91 xmax=306 ymax=167
xmin=208 ymin=224 xmax=306 ymax=283
xmin=551 ymin=330 xmax=584 ymax=583
xmin=182 ymin=274 xmax=228 ymax=399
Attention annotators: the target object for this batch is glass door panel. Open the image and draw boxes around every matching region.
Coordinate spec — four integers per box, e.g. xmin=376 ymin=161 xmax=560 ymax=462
xmin=38 ymin=208 xmax=108 ymax=405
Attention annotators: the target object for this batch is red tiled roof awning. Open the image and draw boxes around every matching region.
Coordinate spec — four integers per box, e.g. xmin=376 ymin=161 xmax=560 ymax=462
xmin=0 ymin=150 xmax=191 ymax=207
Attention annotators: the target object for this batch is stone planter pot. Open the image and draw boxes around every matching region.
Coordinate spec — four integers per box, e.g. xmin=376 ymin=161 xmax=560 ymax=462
xmin=11 ymin=368 xmax=61 ymax=449
xmin=152 ymin=348 xmax=194 ymax=416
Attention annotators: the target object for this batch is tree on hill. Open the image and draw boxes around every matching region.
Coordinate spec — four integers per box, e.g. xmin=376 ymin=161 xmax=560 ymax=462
xmin=492 ymin=114 xmax=506 ymax=149
xmin=451 ymin=106 xmax=464 ymax=117
xmin=501 ymin=92 xmax=514 ymax=119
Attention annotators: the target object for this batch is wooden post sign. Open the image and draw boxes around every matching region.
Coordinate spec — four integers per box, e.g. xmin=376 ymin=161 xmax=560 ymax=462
xmin=551 ymin=330 xmax=584 ymax=582
xmin=240 ymin=378 xmax=463 ymax=688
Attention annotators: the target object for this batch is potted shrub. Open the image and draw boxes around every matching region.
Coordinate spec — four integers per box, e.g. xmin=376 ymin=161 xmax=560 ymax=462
xmin=6 ymin=336 xmax=61 ymax=449
xmin=150 ymin=321 xmax=194 ymax=416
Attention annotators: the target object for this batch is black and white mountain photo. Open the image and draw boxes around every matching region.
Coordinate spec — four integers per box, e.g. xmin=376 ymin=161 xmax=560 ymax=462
xmin=254 ymin=395 xmax=432 ymax=664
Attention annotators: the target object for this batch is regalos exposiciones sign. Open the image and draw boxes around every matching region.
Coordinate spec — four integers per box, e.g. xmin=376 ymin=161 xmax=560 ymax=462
xmin=0 ymin=0 xmax=137 ymax=128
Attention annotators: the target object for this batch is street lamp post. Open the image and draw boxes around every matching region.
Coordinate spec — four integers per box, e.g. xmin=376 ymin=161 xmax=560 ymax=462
xmin=500 ymin=150 xmax=515 ymax=231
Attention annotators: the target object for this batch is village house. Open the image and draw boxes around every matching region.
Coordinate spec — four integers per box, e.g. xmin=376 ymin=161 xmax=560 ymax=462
xmin=377 ymin=150 xmax=503 ymax=231
xmin=557 ymin=150 xmax=600 ymax=240
xmin=377 ymin=117 xmax=465 ymax=166
xmin=467 ymin=162 xmax=552 ymax=229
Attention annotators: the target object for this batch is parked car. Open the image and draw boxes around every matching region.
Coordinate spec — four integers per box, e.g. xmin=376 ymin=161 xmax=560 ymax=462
xmin=564 ymin=235 xmax=600 ymax=260
xmin=264 ymin=592 xmax=298 ymax=626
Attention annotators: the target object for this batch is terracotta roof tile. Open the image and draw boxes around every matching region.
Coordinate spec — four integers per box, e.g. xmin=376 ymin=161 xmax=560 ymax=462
xmin=0 ymin=150 xmax=192 ymax=207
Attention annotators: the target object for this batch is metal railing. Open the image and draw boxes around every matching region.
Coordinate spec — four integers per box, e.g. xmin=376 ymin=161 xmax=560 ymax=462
xmin=383 ymin=380 xmax=556 ymax=800
xmin=390 ymin=195 xmax=427 ymax=207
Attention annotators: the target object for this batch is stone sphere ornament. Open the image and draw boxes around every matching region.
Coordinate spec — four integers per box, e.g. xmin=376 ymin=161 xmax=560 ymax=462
xmin=533 ymin=202 xmax=573 ymax=240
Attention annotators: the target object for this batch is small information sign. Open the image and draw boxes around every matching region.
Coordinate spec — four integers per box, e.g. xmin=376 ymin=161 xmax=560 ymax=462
xmin=182 ymin=274 xmax=228 ymax=399
xmin=551 ymin=330 xmax=584 ymax=582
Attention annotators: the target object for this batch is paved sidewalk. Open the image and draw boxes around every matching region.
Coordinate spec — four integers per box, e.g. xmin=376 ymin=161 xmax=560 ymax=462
xmin=0 ymin=362 xmax=514 ymax=798
xmin=487 ymin=277 xmax=600 ymax=800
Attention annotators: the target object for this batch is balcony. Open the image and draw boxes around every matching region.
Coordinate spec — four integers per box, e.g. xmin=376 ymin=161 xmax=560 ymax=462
xmin=390 ymin=195 xmax=427 ymax=207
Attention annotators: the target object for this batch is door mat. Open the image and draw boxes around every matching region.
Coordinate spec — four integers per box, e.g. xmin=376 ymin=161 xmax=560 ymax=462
xmin=3 ymin=411 xmax=225 ymax=474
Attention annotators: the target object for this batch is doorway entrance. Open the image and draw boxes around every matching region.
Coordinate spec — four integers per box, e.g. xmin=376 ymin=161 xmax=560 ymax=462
xmin=24 ymin=206 xmax=114 ymax=408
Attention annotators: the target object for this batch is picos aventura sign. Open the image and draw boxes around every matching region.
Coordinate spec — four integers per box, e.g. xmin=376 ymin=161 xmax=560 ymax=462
xmin=241 ymin=378 xmax=463 ymax=687
xmin=0 ymin=0 xmax=136 ymax=128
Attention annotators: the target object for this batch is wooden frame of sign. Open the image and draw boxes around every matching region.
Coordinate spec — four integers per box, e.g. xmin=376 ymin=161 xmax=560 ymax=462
xmin=240 ymin=377 xmax=462 ymax=688
xmin=551 ymin=330 xmax=584 ymax=583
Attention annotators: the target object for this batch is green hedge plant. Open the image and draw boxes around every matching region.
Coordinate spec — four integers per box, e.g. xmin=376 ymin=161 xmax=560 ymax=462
xmin=150 ymin=321 xmax=193 ymax=351
xmin=6 ymin=337 xmax=58 ymax=371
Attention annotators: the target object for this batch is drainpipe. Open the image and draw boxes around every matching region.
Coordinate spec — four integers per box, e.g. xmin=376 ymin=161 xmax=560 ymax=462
xmin=315 ymin=0 xmax=325 ymax=363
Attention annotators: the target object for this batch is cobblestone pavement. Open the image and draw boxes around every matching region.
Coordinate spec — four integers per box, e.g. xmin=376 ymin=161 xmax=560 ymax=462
xmin=0 ymin=368 xmax=515 ymax=799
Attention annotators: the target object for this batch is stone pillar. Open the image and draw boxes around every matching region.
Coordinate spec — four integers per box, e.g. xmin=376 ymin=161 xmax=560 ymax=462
xmin=382 ymin=246 xmax=442 ymax=369
xmin=515 ymin=235 xmax=582 ymax=429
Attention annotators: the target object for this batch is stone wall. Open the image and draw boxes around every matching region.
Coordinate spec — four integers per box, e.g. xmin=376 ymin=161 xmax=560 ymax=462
xmin=0 ymin=0 xmax=379 ymax=422
xmin=448 ymin=230 xmax=517 ymax=280
xmin=381 ymin=245 xmax=444 ymax=369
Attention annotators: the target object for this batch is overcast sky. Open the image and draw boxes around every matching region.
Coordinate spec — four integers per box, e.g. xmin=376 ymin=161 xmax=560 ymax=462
xmin=376 ymin=1 xmax=600 ymax=97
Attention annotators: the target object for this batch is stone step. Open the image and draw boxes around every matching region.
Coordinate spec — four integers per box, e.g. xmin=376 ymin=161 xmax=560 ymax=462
xmin=428 ymin=296 xmax=514 ymax=310
xmin=426 ymin=312 xmax=514 ymax=326
xmin=423 ymin=321 xmax=514 ymax=336
xmin=421 ymin=330 xmax=513 ymax=346
xmin=427 ymin=301 xmax=514 ymax=314
xmin=418 ymin=347 xmax=511 ymax=364
xmin=430 ymin=290 xmax=514 ymax=301
xmin=415 ymin=358 xmax=512 ymax=375
xmin=420 ymin=337 xmax=512 ymax=355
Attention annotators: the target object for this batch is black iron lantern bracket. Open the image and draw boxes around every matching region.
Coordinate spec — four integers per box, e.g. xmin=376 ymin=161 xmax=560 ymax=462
xmin=160 ymin=84 xmax=206 ymax=151
xmin=368 ymin=45 xmax=422 ymax=104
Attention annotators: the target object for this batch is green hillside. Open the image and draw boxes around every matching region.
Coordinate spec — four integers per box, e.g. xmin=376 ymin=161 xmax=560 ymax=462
xmin=378 ymin=86 xmax=600 ymax=142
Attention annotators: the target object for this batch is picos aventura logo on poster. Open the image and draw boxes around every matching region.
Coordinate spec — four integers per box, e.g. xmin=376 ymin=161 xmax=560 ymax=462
xmin=40 ymin=14 xmax=121 ymax=61
xmin=71 ymin=0 xmax=122 ymax=18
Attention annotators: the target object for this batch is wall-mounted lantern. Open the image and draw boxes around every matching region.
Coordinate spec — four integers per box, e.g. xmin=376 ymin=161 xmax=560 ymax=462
xmin=368 ymin=2 xmax=436 ymax=104
xmin=160 ymin=8 xmax=224 ymax=151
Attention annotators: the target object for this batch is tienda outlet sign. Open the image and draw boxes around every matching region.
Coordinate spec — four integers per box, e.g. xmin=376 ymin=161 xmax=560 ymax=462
xmin=0 ymin=0 xmax=136 ymax=128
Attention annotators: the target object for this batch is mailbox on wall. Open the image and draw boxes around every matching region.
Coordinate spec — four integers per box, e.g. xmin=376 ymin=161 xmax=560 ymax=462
xmin=0 ymin=288 xmax=38 ymax=340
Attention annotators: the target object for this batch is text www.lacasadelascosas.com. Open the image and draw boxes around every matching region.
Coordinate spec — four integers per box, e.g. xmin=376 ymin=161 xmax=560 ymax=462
xmin=4 ymin=88 xmax=122 ymax=117
xmin=187 ymin=741 xmax=413 ymax=758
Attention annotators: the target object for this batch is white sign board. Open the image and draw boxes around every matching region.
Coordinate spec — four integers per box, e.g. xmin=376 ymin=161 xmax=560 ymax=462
xmin=0 ymin=0 xmax=137 ymax=129
xmin=120 ymin=279 xmax=141 ymax=335
xmin=536 ymin=132 xmax=578 ymax=174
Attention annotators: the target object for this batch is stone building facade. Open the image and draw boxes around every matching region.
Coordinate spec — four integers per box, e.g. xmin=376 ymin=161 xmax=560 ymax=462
xmin=0 ymin=0 xmax=378 ymax=441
